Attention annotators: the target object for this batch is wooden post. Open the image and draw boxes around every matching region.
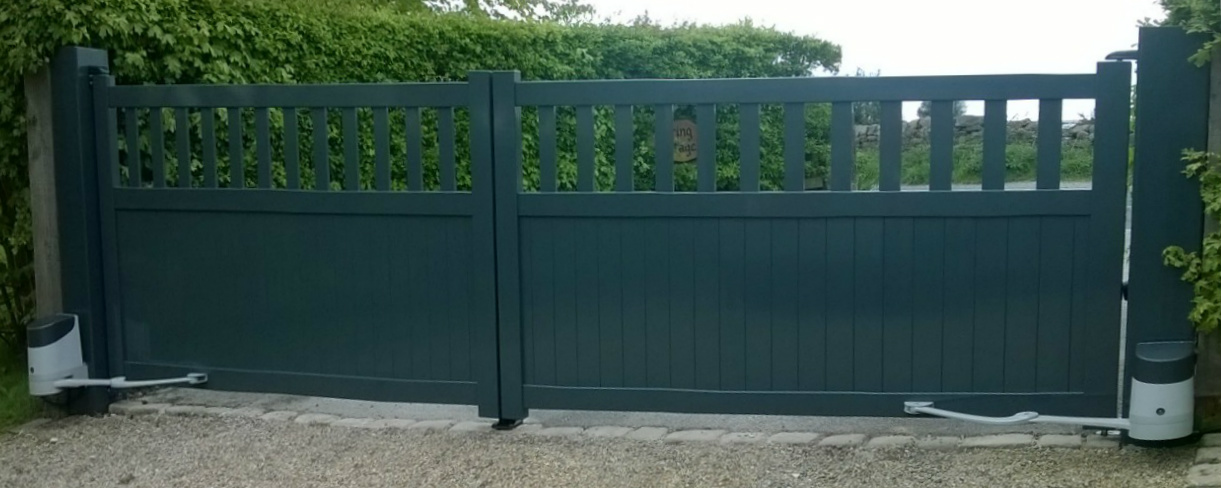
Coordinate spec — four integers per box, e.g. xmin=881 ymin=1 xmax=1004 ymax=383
xmin=1195 ymin=47 xmax=1221 ymax=428
xmin=25 ymin=68 xmax=63 ymax=316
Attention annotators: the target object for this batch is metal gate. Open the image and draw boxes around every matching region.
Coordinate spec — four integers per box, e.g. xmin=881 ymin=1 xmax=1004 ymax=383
xmin=47 ymin=28 xmax=1208 ymax=419
xmin=90 ymin=77 xmax=506 ymax=417
xmin=490 ymin=66 xmax=1131 ymax=419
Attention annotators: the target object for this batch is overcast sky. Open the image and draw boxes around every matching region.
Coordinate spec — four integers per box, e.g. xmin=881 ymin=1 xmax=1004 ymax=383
xmin=591 ymin=0 xmax=1167 ymax=120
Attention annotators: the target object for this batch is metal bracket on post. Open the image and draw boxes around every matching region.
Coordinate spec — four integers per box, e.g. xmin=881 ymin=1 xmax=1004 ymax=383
xmin=492 ymin=418 xmax=523 ymax=431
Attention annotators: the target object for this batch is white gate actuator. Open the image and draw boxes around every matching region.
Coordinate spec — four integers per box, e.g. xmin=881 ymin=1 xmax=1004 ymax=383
xmin=27 ymin=314 xmax=207 ymax=397
xmin=905 ymin=341 xmax=1195 ymax=445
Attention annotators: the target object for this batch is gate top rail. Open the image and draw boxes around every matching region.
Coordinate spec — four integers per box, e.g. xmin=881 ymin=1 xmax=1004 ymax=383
xmin=107 ymin=82 xmax=470 ymax=108
xmin=514 ymin=73 xmax=1098 ymax=106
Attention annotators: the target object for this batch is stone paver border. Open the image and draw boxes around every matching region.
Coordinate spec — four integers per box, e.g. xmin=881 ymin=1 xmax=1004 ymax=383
xmin=98 ymin=399 xmax=1162 ymax=459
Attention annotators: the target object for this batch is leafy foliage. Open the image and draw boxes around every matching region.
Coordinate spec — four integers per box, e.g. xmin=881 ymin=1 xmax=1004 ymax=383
xmin=1164 ymin=150 xmax=1221 ymax=332
xmin=1157 ymin=1 xmax=1220 ymax=334
xmin=854 ymin=140 xmax=1094 ymax=189
xmin=0 ymin=0 xmax=840 ymax=352
xmin=1159 ymin=0 xmax=1220 ymax=64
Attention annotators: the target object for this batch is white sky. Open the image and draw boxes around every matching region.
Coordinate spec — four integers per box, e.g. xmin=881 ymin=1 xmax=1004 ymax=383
xmin=592 ymin=0 xmax=1167 ymax=120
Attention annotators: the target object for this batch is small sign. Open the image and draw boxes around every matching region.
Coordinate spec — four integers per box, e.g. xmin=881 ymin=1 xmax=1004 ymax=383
xmin=673 ymin=119 xmax=697 ymax=163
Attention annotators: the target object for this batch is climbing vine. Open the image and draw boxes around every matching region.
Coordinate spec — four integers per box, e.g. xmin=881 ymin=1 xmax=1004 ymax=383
xmin=1164 ymin=150 xmax=1221 ymax=332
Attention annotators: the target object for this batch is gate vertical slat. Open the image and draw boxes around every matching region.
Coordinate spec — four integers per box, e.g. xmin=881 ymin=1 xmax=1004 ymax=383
xmin=929 ymin=100 xmax=953 ymax=191
xmin=312 ymin=109 xmax=329 ymax=190
xmin=654 ymin=105 xmax=674 ymax=192
xmin=575 ymin=220 xmax=602 ymax=385
xmin=343 ymin=107 xmax=360 ymax=191
xmin=668 ymin=220 xmax=696 ymax=389
xmin=623 ymin=224 xmax=648 ymax=387
xmin=972 ymin=219 xmax=1007 ymax=392
xmin=696 ymin=104 xmax=716 ymax=192
xmin=284 ymin=108 xmax=300 ymax=189
xmin=554 ymin=226 xmax=579 ymax=383
xmin=824 ymin=219 xmax=854 ymax=390
xmin=256 ymin=107 xmax=271 ymax=188
xmin=1003 ymin=217 xmax=1040 ymax=392
xmin=576 ymin=105 xmax=595 ymax=192
xmin=879 ymin=101 xmax=902 ymax=191
xmin=227 ymin=107 xmax=243 ymax=188
xmin=739 ymin=103 xmax=761 ymax=192
xmin=538 ymin=106 xmax=557 ymax=192
xmin=783 ymin=103 xmax=805 ymax=191
xmin=174 ymin=108 xmax=190 ymax=188
xmin=940 ymin=219 xmax=976 ymax=392
xmin=881 ymin=218 xmax=914 ymax=392
xmin=982 ymin=100 xmax=1007 ymax=190
xmin=1036 ymin=217 xmax=1075 ymax=392
xmin=438 ymin=107 xmax=456 ymax=191
xmin=797 ymin=220 xmax=828 ymax=390
xmin=373 ymin=107 xmax=391 ymax=191
xmin=597 ymin=220 xmax=625 ymax=387
xmin=770 ymin=220 xmax=800 ymax=390
xmin=910 ymin=219 xmax=945 ymax=391
xmin=201 ymin=108 xmax=217 ymax=188
xmin=743 ymin=221 xmax=772 ymax=389
xmin=405 ymin=107 xmax=423 ymax=191
xmin=1068 ymin=219 xmax=1091 ymax=391
xmin=693 ymin=220 xmax=721 ymax=389
xmin=717 ymin=220 xmax=747 ymax=389
xmin=124 ymin=108 xmax=140 ymax=187
xmin=644 ymin=222 xmax=666 ymax=384
xmin=149 ymin=108 xmax=165 ymax=187
xmin=614 ymin=105 xmax=633 ymax=192
xmin=830 ymin=101 xmax=853 ymax=191
xmin=1037 ymin=99 xmax=1062 ymax=189
xmin=487 ymin=71 xmax=526 ymax=419
xmin=853 ymin=219 xmax=884 ymax=391
xmin=1090 ymin=60 xmax=1132 ymax=412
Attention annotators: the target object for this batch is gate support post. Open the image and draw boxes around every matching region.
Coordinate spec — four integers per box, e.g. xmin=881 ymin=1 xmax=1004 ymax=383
xmin=35 ymin=47 xmax=112 ymax=414
xmin=487 ymin=71 xmax=526 ymax=423
xmin=1126 ymin=27 xmax=1209 ymax=417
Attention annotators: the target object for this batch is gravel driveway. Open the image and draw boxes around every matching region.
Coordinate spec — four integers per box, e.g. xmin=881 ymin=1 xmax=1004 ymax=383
xmin=0 ymin=415 xmax=1193 ymax=488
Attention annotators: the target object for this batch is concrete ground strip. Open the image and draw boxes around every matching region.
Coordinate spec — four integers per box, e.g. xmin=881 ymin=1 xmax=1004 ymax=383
xmin=106 ymin=397 xmax=1132 ymax=453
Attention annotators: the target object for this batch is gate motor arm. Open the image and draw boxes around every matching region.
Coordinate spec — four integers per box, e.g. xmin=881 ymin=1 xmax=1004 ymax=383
xmin=904 ymin=341 xmax=1195 ymax=445
xmin=27 ymin=314 xmax=208 ymax=397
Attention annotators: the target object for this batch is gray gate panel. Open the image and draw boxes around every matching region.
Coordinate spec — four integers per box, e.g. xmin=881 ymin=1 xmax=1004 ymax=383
xmin=115 ymin=207 xmax=481 ymax=403
xmin=517 ymin=210 xmax=1100 ymax=416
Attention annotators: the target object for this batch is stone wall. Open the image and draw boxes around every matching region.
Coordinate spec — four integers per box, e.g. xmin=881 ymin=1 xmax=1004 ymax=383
xmin=854 ymin=116 xmax=1095 ymax=146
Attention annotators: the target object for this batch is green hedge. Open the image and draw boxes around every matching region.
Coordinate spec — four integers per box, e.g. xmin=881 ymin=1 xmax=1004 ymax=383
xmin=0 ymin=0 xmax=841 ymax=348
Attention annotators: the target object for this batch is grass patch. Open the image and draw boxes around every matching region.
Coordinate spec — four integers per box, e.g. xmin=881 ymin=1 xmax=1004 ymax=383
xmin=854 ymin=140 xmax=1093 ymax=189
xmin=0 ymin=354 xmax=38 ymax=431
